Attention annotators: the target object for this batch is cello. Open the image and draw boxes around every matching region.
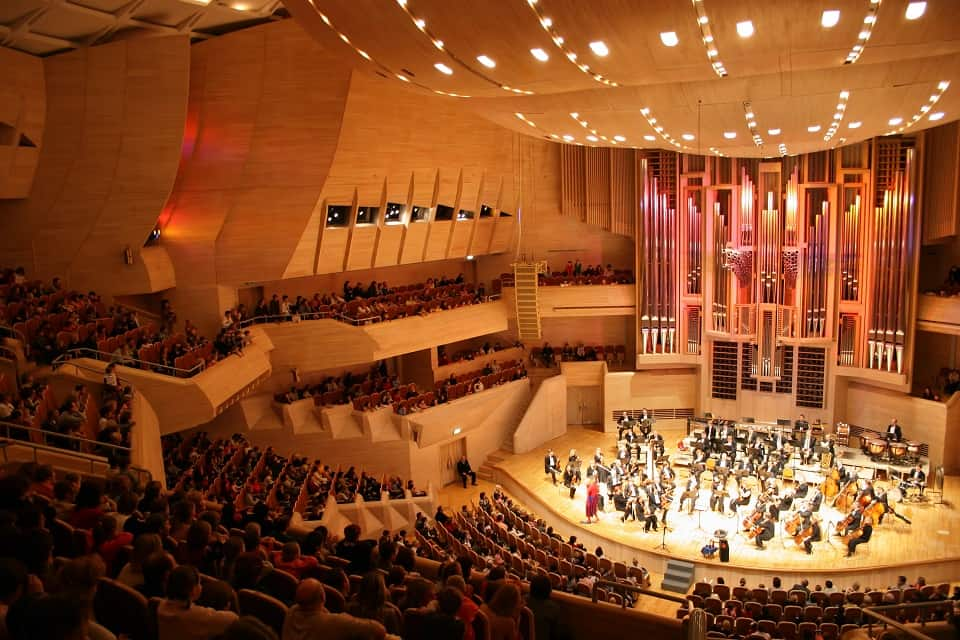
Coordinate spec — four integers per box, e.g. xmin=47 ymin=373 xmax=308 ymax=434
xmin=784 ymin=512 xmax=803 ymax=536
xmin=821 ymin=467 xmax=840 ymax=500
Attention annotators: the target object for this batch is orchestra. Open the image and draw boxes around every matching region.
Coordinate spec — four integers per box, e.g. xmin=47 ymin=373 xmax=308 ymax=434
xmin=545 ymin=412 xmax=924 ymax=561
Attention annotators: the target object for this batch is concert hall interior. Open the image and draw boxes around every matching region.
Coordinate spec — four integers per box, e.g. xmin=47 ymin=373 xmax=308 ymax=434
xmin=2 ymin=1 xmax=960 ymax=640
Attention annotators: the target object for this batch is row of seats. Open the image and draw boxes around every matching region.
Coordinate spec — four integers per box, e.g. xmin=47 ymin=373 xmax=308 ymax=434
xmin=690 ymin=581 xmax=953 ymax=608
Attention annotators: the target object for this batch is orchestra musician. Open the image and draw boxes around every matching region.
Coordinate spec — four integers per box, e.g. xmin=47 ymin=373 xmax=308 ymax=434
xmin=904 ymin=464 xmax=926 ymax=496
xmin=753 ymin=514 xmax=776 ymax=549
xmin=544 ymin=449 xmax=560 ymax=485
xmin=800 ymin=516 xmax=821 ymax=555
xmin=886 ymin=418 xmax=903 ymax=442
xmin=563 ymin=461 xmax=580 ymax=499
xmin=729 ymin=484 xmax=752 ymax=514
xmin=846 ymin=522 xmax=873 ymax=557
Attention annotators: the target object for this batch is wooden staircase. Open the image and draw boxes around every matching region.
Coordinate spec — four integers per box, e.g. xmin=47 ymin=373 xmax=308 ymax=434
xmin=477 ymin=448 xmax=510 ymax=482
xmin=512 ymin=262 xmax=546 ymax=341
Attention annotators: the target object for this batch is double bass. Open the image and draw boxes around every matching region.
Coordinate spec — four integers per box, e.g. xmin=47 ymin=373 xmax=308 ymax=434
xmin=833 ymin=480 xmax=858 ymax=511
xmin=821 ymin=467 xmax=840 ymax=499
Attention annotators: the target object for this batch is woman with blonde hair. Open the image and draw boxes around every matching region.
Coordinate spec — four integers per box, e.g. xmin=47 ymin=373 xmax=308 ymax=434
xmin=481 ymin=582 xmax=522 ymax=640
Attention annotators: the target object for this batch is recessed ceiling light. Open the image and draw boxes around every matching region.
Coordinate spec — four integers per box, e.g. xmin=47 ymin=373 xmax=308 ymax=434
xmin=929 ymin=112 xmax=945 ymax=121
xmin=589 ymin=41 xmax=609 ymax=56
xmin=858 ymin=30 xmax=870 ymax=39
xmin=938 ymin=80 xmax=951 ymax=91
xmin=848 ymin=121 xmax=862 ymax=129
xmin=723 ymin=132 xmax=737 ymax=139
xmin=434 ymin=63 xmax=453 ymax=75
xmin=530 ymin=48 xmax=549 ymax=62
xmin=808 ymin=125 xmax=821 ymax=132
xmin=643 ymin=135 xmax=656 ymax=141
xmin=540 ymin=16 xmax=552 ymax=27
xmin=232 ymin=2 xmax=249 ymax=9
xmin=660 ymin=31 xmax=679 ymax=47
xmin=682 ymin=133 xmax=695 ymax=141
xmin=905 ymin=1 xmax=926 ymax=20
xmin=562 ymin=134 xmax=574 ymax=141
xmin=415 ymin=18 xmax=425 ymax=29
xmin=821 ymin=9 xmax=841 ymax=28
xmin=614 ymin=135 xmax=626 ymax=142
xmin=736 ymin=20 xmax=754 ymax=38
xmin=768 ymin=128 xmax=781 ymax=135
xmin=888 ymin=117 xmax=903 ymax=125
xmin=476 ymin=55 xmax=496 ymax=68
xmin=586 ymin=135 xmax=598 ymax=142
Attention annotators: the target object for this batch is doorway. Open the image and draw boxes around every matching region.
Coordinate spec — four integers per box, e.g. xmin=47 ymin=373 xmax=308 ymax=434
xmin=440 ymin=437 xmax=467 ymax=486
xmin=567 ymin=386 xmax=602 ymax=427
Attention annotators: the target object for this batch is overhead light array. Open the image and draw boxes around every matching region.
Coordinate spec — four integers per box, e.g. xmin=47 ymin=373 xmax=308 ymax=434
xmin=778 ymin=143 xmax=788 ymax=156
xmin=308 ymin=2 xmax=471 ymax=97
xmin=844 ymin=0 xmax=881 ymax=65
xmin=887 ymin=80 xmax=950 ymax=134
xmin=393 ymin=0 xmax=534 ymax=94
xmin=742 ymin=102 xmax=763 ymax=147
xmin=691 ymin=0 xmax=727 ymax=77
xmin=639 ymin=107 xmax=683 ymax=148
xmin=524 ymin=0 xmax=620 ymax=87
xmin=824 ymin=90 xmax=850 ymax=142
xmin=708 ymin=146 xmax=726 ymax=157
xmin=515 ymin=112 xmax=538 ymax=128
xmin=568 ymin=112 xmax=628 ymax=146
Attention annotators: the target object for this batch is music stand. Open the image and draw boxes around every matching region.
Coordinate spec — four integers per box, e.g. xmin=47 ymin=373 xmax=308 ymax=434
xmin=655 ymin=510 xmax=670 ymax=551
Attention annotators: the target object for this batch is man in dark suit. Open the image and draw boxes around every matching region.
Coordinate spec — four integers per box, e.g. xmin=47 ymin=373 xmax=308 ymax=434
xmin=754 ymin=515 xmax=776 ymax=549
xmin=846 ymin=522 xmax=873 ymax=557
xmin=886 ymin=418 xmax=903 ymax=442
xmin=802 ymin=517 xmax=822 ymax=555
xmin=544 ymin=449 xmax=560 ymax=485
xmin=456 ymin=456 xmax=477 ymax=488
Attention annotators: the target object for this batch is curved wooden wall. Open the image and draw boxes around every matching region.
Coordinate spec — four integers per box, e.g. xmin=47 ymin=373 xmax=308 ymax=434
xmin=0 ymin=46 xmax=44 ymax=200
xmin=0 ymin=37 xmax=189 ymax=294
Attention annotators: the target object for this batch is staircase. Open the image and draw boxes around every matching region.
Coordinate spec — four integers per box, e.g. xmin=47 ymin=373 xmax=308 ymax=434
xmin=477 ymin=448 xmax=510 ymax=482
xmin=661 ymin=558 xmax=696 ymax=593
xmin=513 ymin=262 xmax=545 ymax=341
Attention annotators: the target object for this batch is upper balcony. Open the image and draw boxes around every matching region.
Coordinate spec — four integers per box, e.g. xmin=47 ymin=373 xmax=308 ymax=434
xmin=917 ymin=294 xmax=960 ymax=335
xmin=503 ymin=284 xmax=635 ymax=318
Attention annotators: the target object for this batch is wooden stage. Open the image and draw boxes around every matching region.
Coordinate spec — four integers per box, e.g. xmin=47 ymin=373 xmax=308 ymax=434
xmin=484 ymin=425 xmax=960 ymax=587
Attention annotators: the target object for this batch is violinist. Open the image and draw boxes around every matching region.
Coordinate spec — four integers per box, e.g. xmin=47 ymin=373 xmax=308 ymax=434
xmin=839 ymin=507 xmax=863 ymax=536
xmin=710 ymin=476 xmax=728 ymax=513
xmin=778 ymin=489 xmax=795 ymax=513
xmin=729 ymin=484 xmax=752 ymax=514
xmin=641 ymin=495 xmax=659 ymax=532
xmin=679 ymin=477 xmax=699 ymax=515
xmin=846 ymin=522 xmax=873 ymax=557
xmin=754 ymin=514 xmax=776 ymax=549
xmin=807 ymin=486 xmax=824 ymax=512
xmin=544 ymin=449 xmax=560 ymax=485
xmin=563 ymin=462 xmax=580 ymax=499
xmin=800 ymin=516 xmax=821 ymax=555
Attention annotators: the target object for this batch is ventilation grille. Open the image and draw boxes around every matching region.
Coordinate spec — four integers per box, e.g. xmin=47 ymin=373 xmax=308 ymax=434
xmin=712 ymin=341 xmax=738 ymax=400
xmin=796 ymin=346 xmax=826 ymax=408
xmin=775 ymin=346 xmax=794 ymax=394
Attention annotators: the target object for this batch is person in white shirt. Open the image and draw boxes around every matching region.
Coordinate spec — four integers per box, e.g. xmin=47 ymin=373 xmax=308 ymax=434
xmin=157 ymin=566 xmax=237 ymax=640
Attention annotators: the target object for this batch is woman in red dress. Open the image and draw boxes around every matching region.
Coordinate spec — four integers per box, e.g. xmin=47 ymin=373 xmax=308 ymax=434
xmin=585 ymin=478 xmax=600 ymax=523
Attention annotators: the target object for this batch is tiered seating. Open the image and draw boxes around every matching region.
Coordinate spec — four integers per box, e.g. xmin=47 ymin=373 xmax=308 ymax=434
xmin=529 ymin=343 xmax=626 ymax=367
xmin=274 ymin=364 xmax=398 ymax=410
xmin=434 ymin=360 xmax=525 ymax=401
xmin=499 ymin=269 xmax=634 ymax=288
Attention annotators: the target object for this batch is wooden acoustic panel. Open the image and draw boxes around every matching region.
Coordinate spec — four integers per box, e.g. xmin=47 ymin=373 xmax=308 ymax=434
xmin=922 ymin=121 xmax=959 ymax=243
xmin=469 ymin=219 xmax=495 ymax=256
xmin=374 ymin=225 xmax=404 ymax=267
xmin=447 ymin=220 xmax=473 ymax=258
xmin=0 ymin=46 xmax=44 ymax=200
xmin=423 ymin=220 xmax=452 ymax=261
xmin=316 ymin=226 xmax=349 ymax=274
xmin=400 ymin=223 xmax=429 ymax=264
xmin=489 ymin=216 xmax=516 ymax=253
xmin=345 ymin=225 xmax=378 ymax=270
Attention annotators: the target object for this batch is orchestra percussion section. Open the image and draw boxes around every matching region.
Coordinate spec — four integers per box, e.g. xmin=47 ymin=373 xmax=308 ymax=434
xmin=4 ymin=3 xmax=960 ymax=629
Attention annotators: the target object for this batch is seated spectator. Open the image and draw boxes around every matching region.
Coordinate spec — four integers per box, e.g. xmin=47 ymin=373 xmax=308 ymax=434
xmin=481 ymin=582 xmax=522 ymax=640
xmin=157 ymin=565 xmax=238 ymax=640
xmin=5 ymin=592 xmax=89 ymax=640
xmin=420 ymin=587 xmax=466 ymax=640
xmin=116 ymin=533 xmax=163 ymax=588
xmin=50 ymin=555 xmax=116 ymax=640
xmin=138 ymin=551 xmax=175 ymax=599
xmin=273 ymin=542 xmax=319 ymax=580
xmin=526 ymin=574 xmax=568 ymax=640
xmin=282 ymin=578 xmax=385 ymax=640
xmin=346 ymin=572 xmax=402 ymax=635
xmin=93 ymin=515 xmax=133 ymax=575
xmin=334 ymin=524 xmax=375 ymax=575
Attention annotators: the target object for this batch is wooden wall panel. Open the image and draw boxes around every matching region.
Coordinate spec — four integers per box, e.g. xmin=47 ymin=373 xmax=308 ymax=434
xmin=412 ymin=170 xmax=437 ymax=206
xmin=0 ymin=46 xmax=45 ymax=200
xmin=479 ymin=173 xmax=501 ymax=211
xmin=0 ymin=37 xmax=188 ymax=296
xmin=489 ymin=217 xmax=516 ymax=253
xmin=922 ymin=121 xmax=959 ymax=243
xmin=585 ymin=147 xmax=611 ymax=228
xmin=603 ymin=369 xmax=698 ymax=431
xmin=447 ymin=220 xmax=473 ymax=258
xmin=423 ymin=221 xmax=452 ymax=261
xmin=316 ymin=227 xmax=349 ymax=274
xmin=538 ymin=285 xmax=636 ymax=317
xmin=400 ymin=223 xmax=429 ymax=263
xmin=460 ymin=169 xmax=482 ymax=213
xmin=373 ymin=225 xmax=404 ymax=267
xmin=437 ymin=169 xmax=459 ymax=209
xmin=283 ymin=205 xmax=326 ymax=279
xmin=345 ymin=225 xmax=378 ymax=270
xmin=610 ymin=149 xmax=636 ymax=236
xmin=561 ymin=145 xmax=586 ymax=221
xmin=469 ymin=219 xmax=495 ymax=255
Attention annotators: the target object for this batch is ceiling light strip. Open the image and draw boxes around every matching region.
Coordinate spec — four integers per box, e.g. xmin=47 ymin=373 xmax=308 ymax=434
xmin=639 ymin=107 xmax=684 ymax=149
xmin=523 ymin=0 xmax=620 ymax=87
xmin=887 ymin=80 xmax=950 ymax=134
xmin=708 ymin=146 xmax=727 ymax=157
xmin=691 ymin=0 xmax=728 ymax=77
xmin=308 ymin=2 xmax=470 ymax=97
xmin=844 ymin=1 xmax=881 ymax=65
xmin=393 ymin=0 xmax=535 ymax=94
xmin=824 ymin=89 xmax=850 ymax=142
xmin=568 ymin=113 xmax=628 ymax=146
xmin=742 ymin=101 xmax=764 ymax=148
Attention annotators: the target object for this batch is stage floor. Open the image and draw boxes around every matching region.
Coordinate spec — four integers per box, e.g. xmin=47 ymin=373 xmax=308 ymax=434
xmin=488 ymin=425 xmax=960 ymax=582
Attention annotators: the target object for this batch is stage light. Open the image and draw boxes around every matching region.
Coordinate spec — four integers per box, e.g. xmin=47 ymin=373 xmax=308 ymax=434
xmin=589 ymin=41 xmax=609 ymax=56
xmin=807 ymin=125 xmax=821 ymax=132
xmin=905 ymin=2 xmax=926 ymax=20
xmin=929 ymin=112 xmax=945 ymax=121
xmin=848 ymin=121 xmax=862 ymax=129
xmin=768 ymin=128 xmax=781 ymax=135
xmin=888 ymin=117 xmax=903 ymax=125
xmin=821 ymin=10 xmax=840 ymax=28
xmin=614 ymin=135 xmax=626 ymax=142
xmin=476 ymin=55 xmax=496 ymax=68
xmin=682 ymin=133 xmax=695 ymax=140
xmin=530 ymin=48 xmax=549 ymax=62
xmin=736 ymin=20 xmax=754 ymax=38
xmin=644 ymin=135 xmax=656 ymax=141
xmin=586 ymin=135 xmax=598 ymax=142
xmin=434 ymin=63 xmax=453 ymax=75
xmin=724 ymin=132 xmax=737 ymax=139
xmin=562 ymin=134 xmax=574 ymax=141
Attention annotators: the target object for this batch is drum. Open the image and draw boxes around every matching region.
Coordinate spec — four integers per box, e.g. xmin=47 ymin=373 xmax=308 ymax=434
xmin=886 ymin=487 xmax=903 ymax=503
xmin=906 ymin=441 xmax=921 ymax=456
xmin=835 ymin=422 xmax=850 ymax=446
xmin=889 ymin=441 xmax=908 ymax=459
xmin=866 ymin=438 xmax=887 ymax=457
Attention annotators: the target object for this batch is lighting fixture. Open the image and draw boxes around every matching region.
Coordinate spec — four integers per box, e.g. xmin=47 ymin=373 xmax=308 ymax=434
xmin=905 ymin=2 xmax=926 ymax=20
xmin=929 ymin=111 xmax=945 ymax=121
xmin=807 ymin=125 xmax=821 ymax=132
xmin=723 ymin=131 xmax=737 ymax=139
xmin=530 ymin=48 xmax=549 ymax=61
xmin=232 ymin=2 xmax=249 ymax=9
xmin=691 ymin=1 xmax=727 ymax=77
xmin=847 ymin=121 xmax=861 ymax=129
xmin=844 ymin=2 xmax=881 ymax=64
xmin=589 ymin=40 xmax=609 ymax=56
xmin=514 ymin=112 xmax=537 ymax=128
xmin=939 ymin=81 xmax=951 ymax=91
xmin=742 ymin=102 xmax=764 ymax=147
xmin=821 ymin=9 xmax=840 ymax=28
xmin=681 ymin=133 xmax=695 ymax=141
xmin=586 ymin=135 xmax=598 ymax=142
xmin=888 ymin=81 xmax=951 ymax=134
xmin=476 ymin=55 xmax=496 ymax=68
xmin=434 ymin=62 xmax=453 ymax=75
xmin=562 ymin=134 xmax=574 ymax=141
xmin=888 ymin=117 xmax=902 ymax=125
xmin=643 ymin=135 xmax=656 ymax=141
xmin=639 ymin=107 xmax=682 ymax=147
xmin=736 ymin=20 xmax=754 ymax=38
xmin=660 ymin=31 xmax=679 ymax=47
xmin=613 ymin=135 xmax=626 ymax=142
xmin=824 ymin=89 xmax=850 ymax=142
xmin=767 ymin=128 xmax=781 ymax=135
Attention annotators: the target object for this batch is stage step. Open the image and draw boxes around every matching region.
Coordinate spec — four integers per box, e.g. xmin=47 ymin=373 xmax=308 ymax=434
xmin=661 ymin=559 xmax=696 ymax=594
xmin=477 ymin=464 xmax=496 ymax=481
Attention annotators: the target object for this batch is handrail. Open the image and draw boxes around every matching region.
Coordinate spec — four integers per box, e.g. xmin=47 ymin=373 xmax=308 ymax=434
xmin=592 ymin=578 xmax=687 ymax=609
xmin=52 ymin=347 xmax=205 ymax=377
xmin=236 ymin=310 xmax=330 ymax=329
xmin=0 ymin=420 xmax=133 ymax=454
xmin=861 ymin=600 xmax=953 ymax=639
xmin=0 ymin=324 xmax=26 ymax=343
